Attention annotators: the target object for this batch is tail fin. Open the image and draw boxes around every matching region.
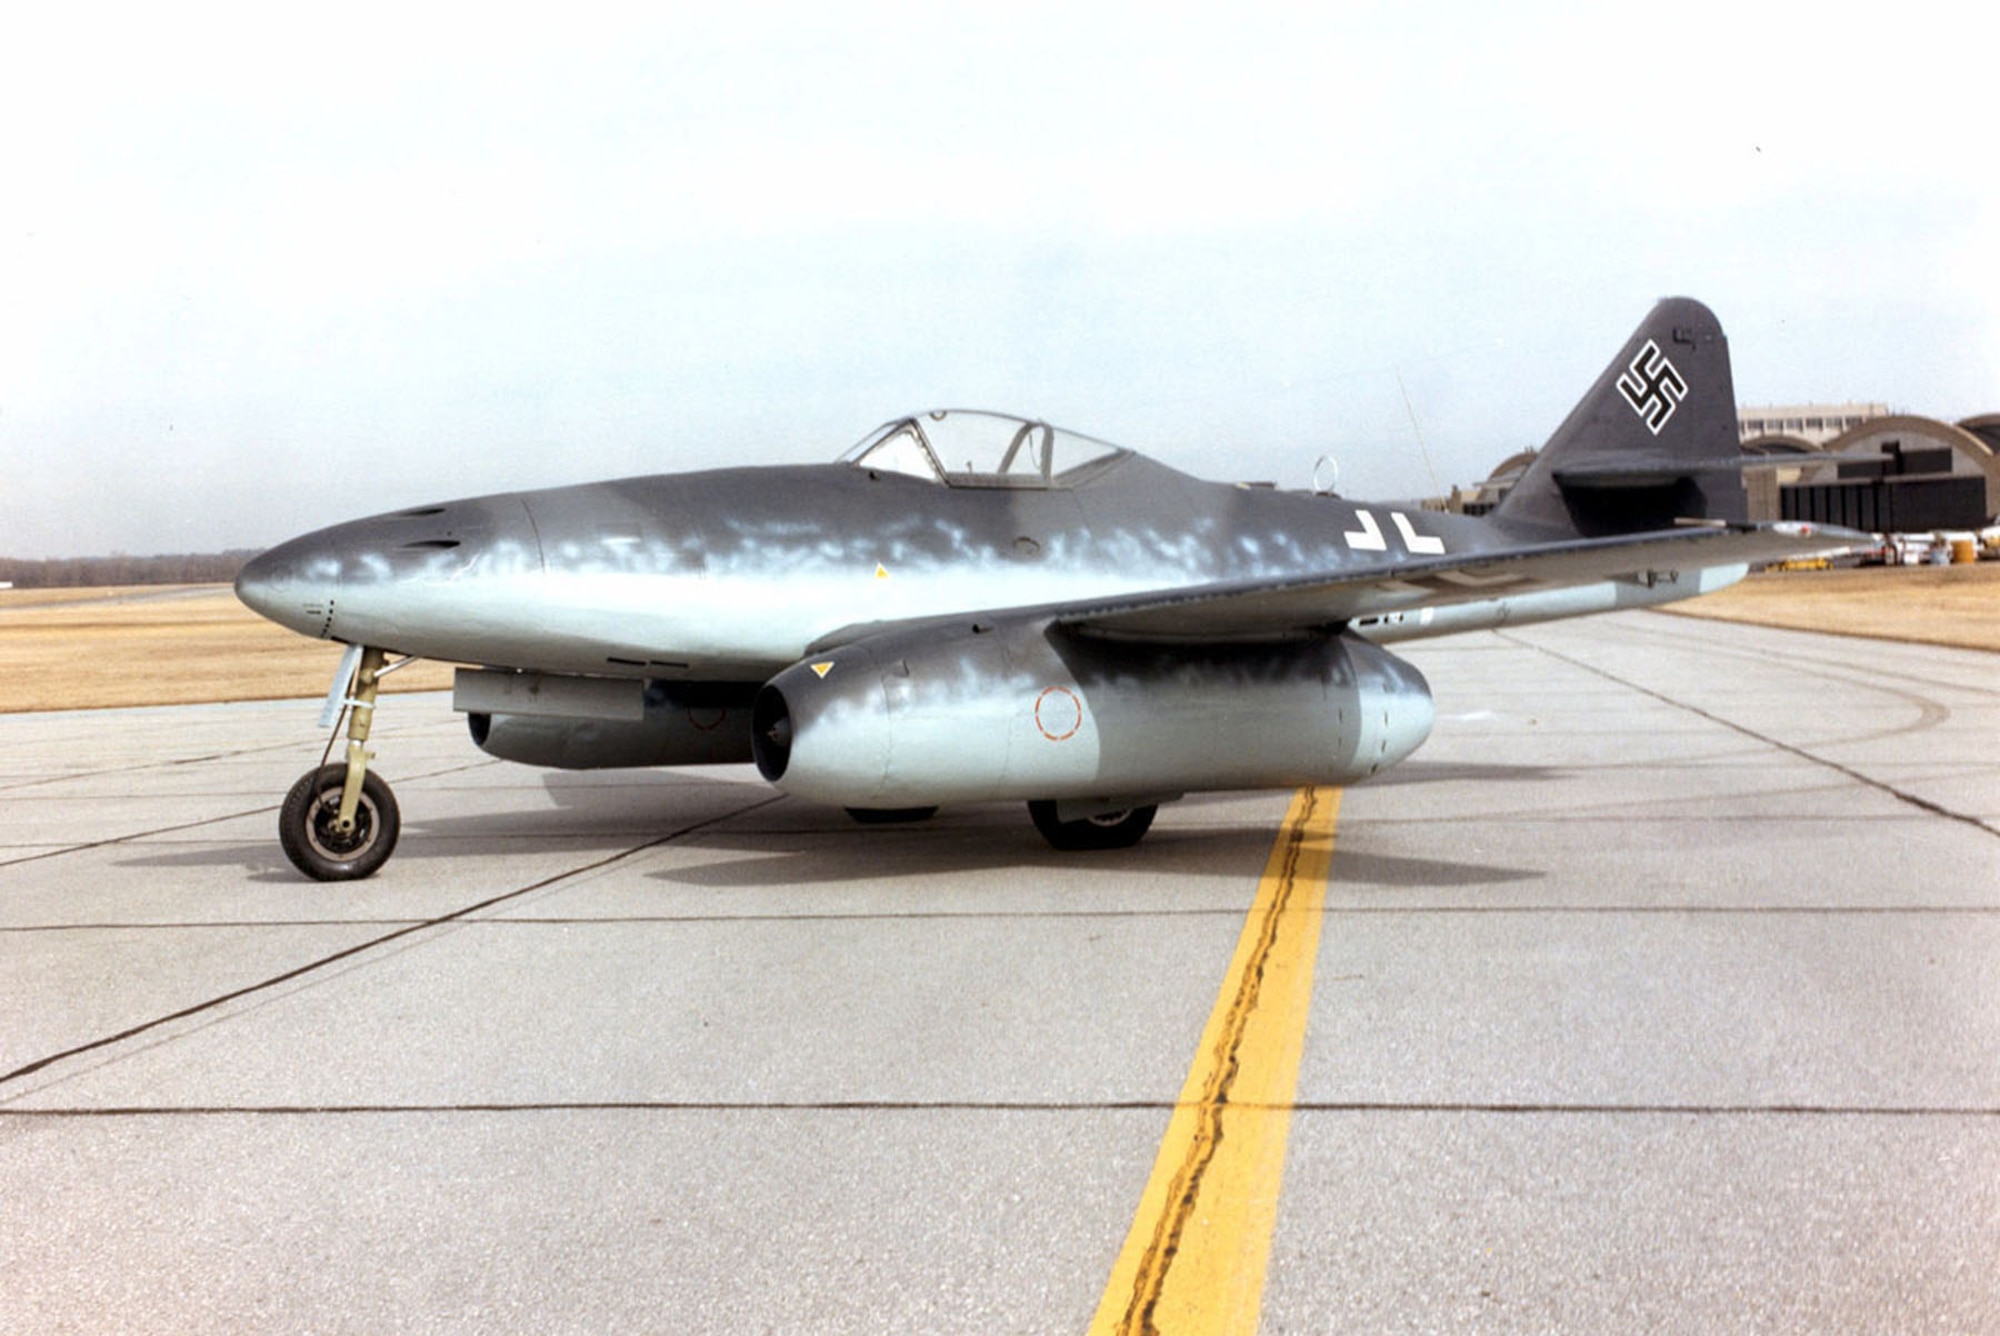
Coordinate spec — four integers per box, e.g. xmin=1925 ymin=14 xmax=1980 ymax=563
xmin=1496 ymin=297 xmax=1745 ymax=536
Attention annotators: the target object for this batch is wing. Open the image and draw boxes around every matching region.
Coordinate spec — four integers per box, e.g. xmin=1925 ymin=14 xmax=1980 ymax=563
xmin=1057 ymin=521 xmax=1861 ymax=641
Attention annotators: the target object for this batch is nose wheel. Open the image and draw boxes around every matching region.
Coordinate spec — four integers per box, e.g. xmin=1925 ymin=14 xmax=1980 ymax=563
xmin=277 ymin=645 xmax=404 ymax=881
xmin=279 ymin=763 xmax=401 ymax=881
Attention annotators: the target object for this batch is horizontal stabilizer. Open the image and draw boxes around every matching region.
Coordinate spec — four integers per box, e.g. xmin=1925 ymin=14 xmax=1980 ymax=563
xmin=1552 ymin=454 xmax=1801 ymax=490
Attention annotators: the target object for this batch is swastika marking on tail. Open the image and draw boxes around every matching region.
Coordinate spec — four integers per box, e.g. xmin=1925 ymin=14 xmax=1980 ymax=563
xmin=1616 ymin=339 xmax=1687 ymax=435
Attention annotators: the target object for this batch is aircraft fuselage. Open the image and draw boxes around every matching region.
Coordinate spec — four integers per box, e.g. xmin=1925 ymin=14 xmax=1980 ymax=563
xmin=236 ymin=450 xmax=1525 ymax=679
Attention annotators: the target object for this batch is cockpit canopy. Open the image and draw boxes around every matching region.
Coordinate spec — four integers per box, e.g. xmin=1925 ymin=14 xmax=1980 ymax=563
xmin=840 ymin=410 xmax=1127 ymax=488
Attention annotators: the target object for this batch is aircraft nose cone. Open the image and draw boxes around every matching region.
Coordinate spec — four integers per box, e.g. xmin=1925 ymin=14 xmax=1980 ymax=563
xmin=236 ymin=497 xmax=543 ymax=652
xmin=235 ymin=536 xmax=339 ymax=638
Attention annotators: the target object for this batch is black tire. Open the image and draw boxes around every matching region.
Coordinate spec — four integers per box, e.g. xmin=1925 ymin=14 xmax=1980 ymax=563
xmin=1027 ymin=800 xmax=1157 ymax=851
xmin=845 ymin=806 xmax=940 ymax=825
xmin=279 ymin=763 xmax=400 ymax=881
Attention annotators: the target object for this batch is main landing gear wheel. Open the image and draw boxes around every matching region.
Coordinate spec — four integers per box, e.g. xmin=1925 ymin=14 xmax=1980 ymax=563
xmin=1027 ymin=800 xmax=1158 ymax=851
xmin=279 ymin=763 xmax=401 ymax=881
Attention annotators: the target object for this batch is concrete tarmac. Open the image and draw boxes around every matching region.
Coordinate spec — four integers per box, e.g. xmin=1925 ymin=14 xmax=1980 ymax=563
xmin=2 ymin=611 xmax=1996 ymax=1333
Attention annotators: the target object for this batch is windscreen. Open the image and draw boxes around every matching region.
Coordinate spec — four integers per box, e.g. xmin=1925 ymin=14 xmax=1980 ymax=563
xmin=840 ymin=410 xmax=1124 ymax=487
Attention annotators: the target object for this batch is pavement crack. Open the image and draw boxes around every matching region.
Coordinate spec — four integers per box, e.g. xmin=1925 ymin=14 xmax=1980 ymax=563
xmin=1499 ymin=630 xmax=1999 ymax=842
xmin=0 ymin=793 xmax=787 ymax=1092
xmin=0 ymin=759 xmax=499 ymax=869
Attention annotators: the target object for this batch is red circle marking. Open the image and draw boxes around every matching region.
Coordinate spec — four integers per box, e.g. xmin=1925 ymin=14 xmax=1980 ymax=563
xmin=1034 ymin=686 xmax=1083 ymax=742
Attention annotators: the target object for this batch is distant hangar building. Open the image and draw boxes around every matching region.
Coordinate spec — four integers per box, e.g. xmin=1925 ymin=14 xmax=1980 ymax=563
xmin=1738 ymin=403 xmax=1999 ymax=531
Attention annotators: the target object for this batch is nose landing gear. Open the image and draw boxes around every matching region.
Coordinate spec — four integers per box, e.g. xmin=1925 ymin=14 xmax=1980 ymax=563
xmin=278 ymin=646 xmax=403 ymax=881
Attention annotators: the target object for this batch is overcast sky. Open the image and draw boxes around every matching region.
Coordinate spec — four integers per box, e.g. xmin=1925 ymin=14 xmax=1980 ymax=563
xmin=2 ymin=3 xmax=1993 ymax=558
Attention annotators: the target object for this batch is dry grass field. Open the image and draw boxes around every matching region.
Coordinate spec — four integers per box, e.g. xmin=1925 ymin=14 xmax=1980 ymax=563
xmin=0 ymin=586 xmax=454 ymax=713
xmin=1660 ymin=562 xmax=2000 ymax=652
xmin=2 ymin=566 xmax=1994 ymax=714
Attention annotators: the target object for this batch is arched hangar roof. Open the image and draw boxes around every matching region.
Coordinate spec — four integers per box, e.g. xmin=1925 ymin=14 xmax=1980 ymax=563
xmin=1483 ymin=448 xmax=1539 ymax=483
xmin=1958 ymin=414 xmax=2000 ymax=454
xmin=1827 ymin=414 xmax=1993 ymax=459
xmin=1824 ymin=415 xmax=1998 ymax=520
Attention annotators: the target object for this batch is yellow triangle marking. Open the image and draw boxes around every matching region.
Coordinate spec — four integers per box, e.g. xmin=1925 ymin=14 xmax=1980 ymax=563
xmin=810 ymin=661 xmax=835 ymax=678
xmin=874 ymin=563 xmax=890 ymax=580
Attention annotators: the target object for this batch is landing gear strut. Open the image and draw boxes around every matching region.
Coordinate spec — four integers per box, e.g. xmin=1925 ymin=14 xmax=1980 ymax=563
xmin=278 ymin=646 xmax=401 ymax=881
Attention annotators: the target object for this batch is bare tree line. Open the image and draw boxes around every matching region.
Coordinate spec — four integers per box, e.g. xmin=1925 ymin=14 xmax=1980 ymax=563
xmin=0 ymin=551 xmax=259 ymax=589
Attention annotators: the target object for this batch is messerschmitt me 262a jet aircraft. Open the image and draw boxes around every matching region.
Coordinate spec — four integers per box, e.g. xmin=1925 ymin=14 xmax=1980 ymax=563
xmin=236 ymin=298 xmax=1853 ymax=880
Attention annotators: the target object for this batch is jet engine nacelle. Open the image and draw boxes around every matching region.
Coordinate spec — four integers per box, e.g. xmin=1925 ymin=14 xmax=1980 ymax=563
xmin=752 ymin=619 xmax=1433 ymax=808
xmin=467 ymin=684 xmax=756 ymax=770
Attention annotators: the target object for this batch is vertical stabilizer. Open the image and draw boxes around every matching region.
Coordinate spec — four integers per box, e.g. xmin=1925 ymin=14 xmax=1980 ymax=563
xmin=1496 ymin=298 xmax=1745 ymax=536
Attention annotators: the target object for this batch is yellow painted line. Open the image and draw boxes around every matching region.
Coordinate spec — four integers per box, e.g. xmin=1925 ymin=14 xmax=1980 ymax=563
xmin=1089 ymin=785 xmax=1340 ymax=1336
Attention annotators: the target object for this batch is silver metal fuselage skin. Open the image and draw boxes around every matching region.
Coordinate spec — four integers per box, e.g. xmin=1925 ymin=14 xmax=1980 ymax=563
xmin=234 ymin=449 xmax=1728 ymax=680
